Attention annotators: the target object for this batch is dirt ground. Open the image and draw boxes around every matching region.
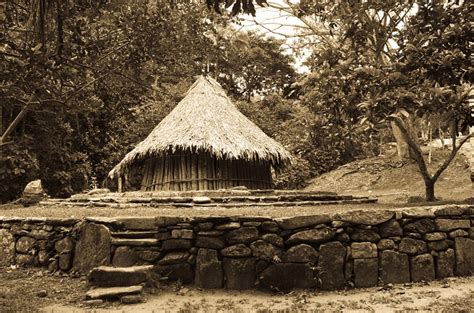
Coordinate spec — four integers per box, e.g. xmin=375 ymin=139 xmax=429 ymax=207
xmin=1 ymin=266 xmax=465 ymax=313
xmin=306 ymin=149 xmax=473 ymax=204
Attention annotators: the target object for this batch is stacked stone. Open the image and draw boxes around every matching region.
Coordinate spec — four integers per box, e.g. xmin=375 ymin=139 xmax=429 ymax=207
xmin=0 ymin=217 xmax=78 ymax=271
xmin=1 ymin=205 xmax=474 ymax=292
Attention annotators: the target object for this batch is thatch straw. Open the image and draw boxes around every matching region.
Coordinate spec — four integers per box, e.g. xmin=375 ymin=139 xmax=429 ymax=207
xmin=109 ymin=76 xmax=292 ymax=178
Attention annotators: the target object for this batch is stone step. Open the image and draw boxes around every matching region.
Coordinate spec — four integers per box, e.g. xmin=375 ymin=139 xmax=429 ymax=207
xmin=111 ymin=231 xmax=159 ymax=239
xmin=111 ymin=238 xmax=159 ymax=246
xmin=85 ymin=285 xmax=144 ymax=300
xmin=88 ymin=265 xmax=153 ymax=287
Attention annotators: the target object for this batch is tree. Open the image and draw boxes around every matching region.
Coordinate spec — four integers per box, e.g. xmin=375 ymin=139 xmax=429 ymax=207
xmin=370 ymin=2 xmax=473 ymax=201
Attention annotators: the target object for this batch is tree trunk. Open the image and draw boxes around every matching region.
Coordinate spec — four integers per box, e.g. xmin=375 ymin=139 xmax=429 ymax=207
xmin=425 ymin=179 xmax=436 ymax=202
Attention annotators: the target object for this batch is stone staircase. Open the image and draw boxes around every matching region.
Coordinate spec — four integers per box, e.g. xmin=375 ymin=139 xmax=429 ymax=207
xmin=85 ymin=265 xmax=153 ymax=304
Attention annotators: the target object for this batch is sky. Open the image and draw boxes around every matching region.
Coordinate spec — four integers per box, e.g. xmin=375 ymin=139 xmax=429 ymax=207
xmin=234 ymin=0 xmax=311 ymax=73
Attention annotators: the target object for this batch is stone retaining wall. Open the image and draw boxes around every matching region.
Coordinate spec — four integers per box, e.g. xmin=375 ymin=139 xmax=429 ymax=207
xmin=1 ymin=205 xmax=474 ymax=291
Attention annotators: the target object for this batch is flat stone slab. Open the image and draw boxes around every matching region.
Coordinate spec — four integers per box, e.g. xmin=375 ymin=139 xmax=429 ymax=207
xmin=85 ymin=285 xmax=143 ymax=300
xmin=111 ymin=238 xmax=159 ymax=246
xmin=335 ymin=210 xmax=393 ymax=225
xmin=277 ymin=215 xmax=332 ymax=230
xmin=88 ymin=265 xmax=153 ymax=287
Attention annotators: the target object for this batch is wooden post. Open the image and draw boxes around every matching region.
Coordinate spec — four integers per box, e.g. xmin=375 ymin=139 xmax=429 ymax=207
xmin=118 ymin=176 xmax=123 ymax=193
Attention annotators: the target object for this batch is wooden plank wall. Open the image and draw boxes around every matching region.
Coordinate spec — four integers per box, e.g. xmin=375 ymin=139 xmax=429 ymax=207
xmin=140 ymin=151 xmax=273 ymax=191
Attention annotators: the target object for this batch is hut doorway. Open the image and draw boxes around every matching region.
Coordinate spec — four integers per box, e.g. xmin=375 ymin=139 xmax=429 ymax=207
xmin=140 ymin=150 xmax=273 ymax=191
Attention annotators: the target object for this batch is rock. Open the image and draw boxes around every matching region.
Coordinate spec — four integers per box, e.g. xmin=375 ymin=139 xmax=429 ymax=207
xmin=428 ymin=239 xmax=451 ymax=251
xmin=112 ymin=247 xmax=137 ymax=267
xmin=171 ymin=229 xmax=194 ymax=239
xmin=335 ymin=233 xmax=351 ymax=243
xmin=448 ymin=229 xmax=468 ymax=238
xmin=404 ymin=219 xmax=435 ymax=234
xmin=16 ymin=236 xmax=36 ymax=254
xmin=193 ymin=196 xmax=211 ymax=204
xmin=351 ymin=242 xmax=377 ymax=259
xmin=59 ymin=253 xmax=73 ymax=271
xmin=220 ymin=244 xmax=252 ymax=257
xmin=215 ymin=222 xmax=241 ymax=230
xmin=87 ymin=188 xmax=110 ymax=195
xmin=436 ymin=249 xmax=455 ymax=278
xmin=154 ymin=263 xmax=194 ymax=284
xmin=158 ymin=251 xmax=189 ymax=265
xmin=55 ymin=237 xmax=74 ymax=253
xmin=136 ymin=250 xmax=161 ymax=262
xmin=410 ymin=254 xmax=435 ymax=282
xmin=424 ymin=232 xmax=447 ymax=241
xmin=15 ymin=254 xmax=36 ymax=266
xmin=115 ymin=218 xmax=156 ymax=230
xmin=36 ymin=290 xmax=48 ymax=298
xmin=225 ymin=227 xmax=259 ymax=245
xmin=161 ymin=239 xmax=192 ymax=251
xmin=436 ymin=219 xmax=470 ymax=231
xmin=261 ymin=233 xmax=284 ymax=247
xmin=85 ymin=285 xmax=144 ymax=300
xmin=398 ymin=238 xmax=427 ymax=255
xmin=349 ymin=229 xmax=380 ymax=243
xmin=345 ymin=260 xmax=354 ymax=280
xmin=38 ymin=250 xmax=51 ymax=265
xmin=380 ymin=250 xmax=410 ymax=284
xmin=0 ymin=229 xmax=15 ymax=266
xmin=379 ymin=220 xmax=403 ymax=238
xmin=250 ymin=240 xmax=283 ymax=261
xmin=282 ymin=244 xmax=319 ymax=263
xmin=197 ymin=222 xmax=214 ymax=230
xmin=223 ymin=257 xmax=256 ymax=290
xmin=318 ymin=241 xmax=346 ymax=290
xmin=402 ymin=208 xmax=435 ymax=218
xmin=469 ymin=227 xmax=474 ymax=239
xmin=332 ymin=221 xmax=350 ymax=228
xmin=73 ymin=223 xmax=111 ymax=274
xmin=195 ymin=249 xmax=223 ymax=289
xmin=30 ymin=229 xmax=52 ymax=240
xmin=121 ymin=294 xmax=144 ymax=304
xmin=195 ymin=236 xmax=225 ymax=249
xmin=197 ymin=230 xmax=224 ymax=236
xmin=277 ymin=215 xmax=331 ymax=230
xmin=354 ymin=258 xmax=378 ymax=288
xmin=335 ymin=210 xmax=393 ymax=225
xmin=434 ymin=206 xmax=465 ymax=216
xmin=260 ymin=221 xmax=280 ymax=233
xmin=83 ymin=299 xmax=104 ymax=306
xmin=286 ymin=227 xmax=336 ymax=245
xmin=21 ymin=180 xmax=45 ymax=206
xmin=377 ymin=239 xmax=396 ymax=250
xmin=243 ymin=222 xmax=261 ymax=227
xmin=88 ymin=265 xmax=153 ymax=287
xmin=406 ymin=232 xmax=423 ymax=239
xmin=259 ymin=263 xmax=315 ymax=291
xmin=48 ymin=258 xmax=58 ymax=272
xmin=455 ymin=238 xmax=474 ymax=276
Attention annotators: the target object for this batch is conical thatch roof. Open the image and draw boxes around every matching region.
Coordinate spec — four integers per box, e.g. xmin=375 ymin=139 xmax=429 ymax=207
xmin=109 ymin=76 xmax=291 ymax=178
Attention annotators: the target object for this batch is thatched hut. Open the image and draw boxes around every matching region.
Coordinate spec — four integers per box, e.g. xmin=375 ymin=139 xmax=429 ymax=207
xmin=109 ymin=76 xmax=291 ymax=192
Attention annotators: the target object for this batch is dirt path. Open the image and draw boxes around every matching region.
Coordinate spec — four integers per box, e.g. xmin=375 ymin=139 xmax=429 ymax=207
xmin=41 ymin=276 xmax=474 ymax=312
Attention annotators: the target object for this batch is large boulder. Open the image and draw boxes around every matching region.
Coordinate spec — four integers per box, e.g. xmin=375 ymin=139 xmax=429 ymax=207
xmin=195 ymin=249 xmax=223 ymax=289
xmin=282 ymin=244 xmax=319 ymax=263
xmin=380 ymin=250 xmax=410 ymax=284
xmin=73 ymin=223 xmax=111 ymax=274
xmin=455 ymin=237 xmax=474 ymax=276
xmin=0 ymin=229 xmax=15 ymax=266
xmin=20 ymin=180 xmax=45 ymax=206
xmin=223 ymin=257 xmax=256 ymax=290
xmin=250 ymin=240 xmax=283 ymax=261
xmin=318 ymin=241 xmax=346 ymax=290
xmin=335 ymin=210 xmax=393 ymax=225
xmin=286 ymin=227 xmax=336 ymax=245
xmin=259 ymin=263 xmax=315 ymax=291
